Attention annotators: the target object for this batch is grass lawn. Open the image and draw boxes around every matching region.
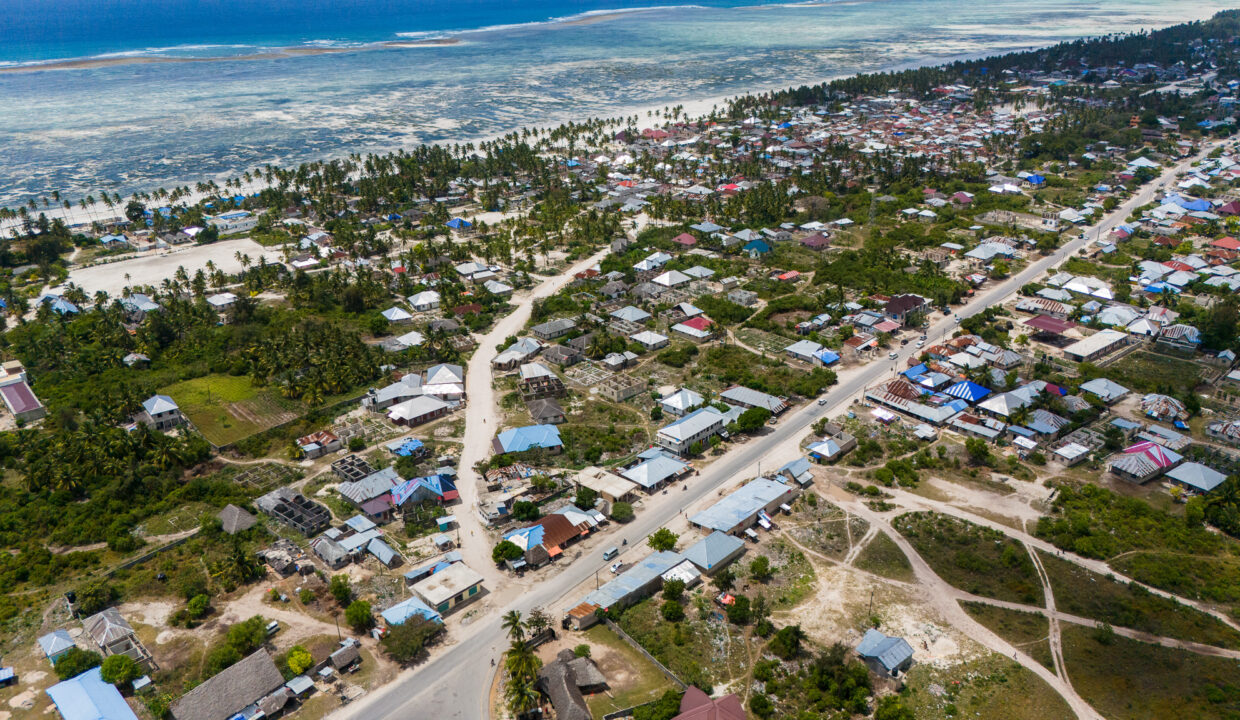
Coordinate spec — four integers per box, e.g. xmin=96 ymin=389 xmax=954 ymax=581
xmin=895 ymin=512 xmax=1043 ymax=605
xmin=162 ymin=374 xmax=305 ymax=446
xmin=1038 ymin=551 xmax=1240 ymax=649
xmin=853 ymin=532 xmax=915 ymax=583
xmin=903 ymin=653 xmax=1072 ymax=720
xmin=581 ymin=625 xmax=677 ymax=718
xmin=618 ymin=592 xmax=752 ymax=690
xmin=1061 ymin=624 xmax=1240 ymax=719
xmin=1104 ymin=350 xmax=1203 ymax=395
xmin=961 ymin=602 xmax=1054 ymax=671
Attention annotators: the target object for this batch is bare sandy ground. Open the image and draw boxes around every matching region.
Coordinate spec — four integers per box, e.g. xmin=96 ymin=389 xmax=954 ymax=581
xmin=61 ymin=238 xmax=283 ymax=298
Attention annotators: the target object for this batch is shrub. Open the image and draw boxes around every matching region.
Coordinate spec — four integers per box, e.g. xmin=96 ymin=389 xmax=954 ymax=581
xmin=574 ymin=486 xmax=598 ymax=510
xmin=100 ymin=655 xmax=142 ymax=686
xmin=348 ymin=437 xmax=366 ymax=452
xmin=186 ymin=594 xmax=210 ymax=619
xmin=573 ymin=644 xmax=591 ymax=658
xmin=661 ymin=600 xmax=685 ymax=622
xmin=346 ymin=600 xmax=374 ymax=632
xmin=286 ymin=645 xmax=314 ymax=675
xmin=749 ymin=555 xmax=772 ymax=582
xmin=74 ymin=581 xmax=117 ymax=616
xmin=663 ymin=579 xmax=685 ymax=604
xmin=298 ymin=588 xmax=315 ymax=604
xmin=381 ymin=617 xmax=441 ymax=663
xmin=648 ymin=528 xmax=679 ymax=552
xmin=226 ymin=616 xmax=268 ymax=655
xmin=54 ymin=647 xmax=102 ymax=680
xmin=492 ymin=540 xmax=524 ymax=564
xmin=330 ymin=575 xmax=353 ymax=606
xmin=611 ymin=502 xmax=635 ymax=522
xmin=726 ymin=595 xmax=751 ymax=625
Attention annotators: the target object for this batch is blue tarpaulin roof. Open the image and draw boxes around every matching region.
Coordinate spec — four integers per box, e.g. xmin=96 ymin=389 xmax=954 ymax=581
xmin=743 ymin=239 xmax=771 ymax=254
xmin=814 ymin=349 xmax=840 ymax=365
xmin=445 ymin=217 xmax=472 ymax=229
xmin=943 ymin=380 xmax=991 ymax=403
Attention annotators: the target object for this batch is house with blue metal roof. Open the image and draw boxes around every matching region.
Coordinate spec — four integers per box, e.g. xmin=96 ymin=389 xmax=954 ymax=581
xmin=380 ymin=596 xmax=442 ymax=627
xmin=856 ymin=629 xmax=914 ymax=676
xmin=492 ymin=425 xmax=563 ymax=454
xmin=577 ymin=550 xmax=685 ymax=612
xmin=38 ymin=630 xmax=77 ymax=663
xmin=47 ymin=667 xmax=139 ymax=720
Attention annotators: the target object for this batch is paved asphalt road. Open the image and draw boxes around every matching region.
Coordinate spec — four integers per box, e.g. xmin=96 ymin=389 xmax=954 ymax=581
xmin=338 ymin=144 xmax=1216 ymax=720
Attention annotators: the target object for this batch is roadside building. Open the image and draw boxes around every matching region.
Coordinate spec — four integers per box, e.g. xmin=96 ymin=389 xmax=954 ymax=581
xmin=681 ymin=531 xmax=746 ymax=575
xmin=575 ymin=467 xmax=639 ymax=504
xmin=1063 ymin=329 xmax=1129 ymax=362
xmin=657 ymin=407 xmax=727 ymax=456
xmin=411 ymin=563 xmax=485 ymax=615
xmin=689 ymin=479 xmax=798 ymax=535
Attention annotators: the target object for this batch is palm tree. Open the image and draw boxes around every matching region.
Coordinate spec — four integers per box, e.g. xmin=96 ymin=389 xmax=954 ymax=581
xmin=501 ymin=610 xmax=525 ymax=644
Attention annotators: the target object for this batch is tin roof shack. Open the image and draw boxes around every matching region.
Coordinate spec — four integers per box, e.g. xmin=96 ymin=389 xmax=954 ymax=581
xmin=47 ymin=668 xmax=139 ymax=720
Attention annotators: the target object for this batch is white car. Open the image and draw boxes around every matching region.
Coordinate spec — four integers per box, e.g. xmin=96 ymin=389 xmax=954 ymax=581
xmin=817 ymin=397 xmax=828 ymax=406
xmin=915 ymin=340 xmax=924 ymax=348
xmin=888 ymin=351 xmax=899 ymax=360
xmin=610 ymin=562 xmax=623 ymax=574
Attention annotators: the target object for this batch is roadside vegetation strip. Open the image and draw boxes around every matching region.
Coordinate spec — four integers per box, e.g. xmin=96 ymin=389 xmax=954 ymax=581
xmin=851 ymin=531 xmax=915 ymax=583
xmin=894 ymin=511 xmax=1044 ymax=606
xmin=960 ymin=602 xmax=1055 ymax=672
xmin=1037 ymin=550 xmax=1240 ymax=649
xmin=1060 ymin=624 xmax=1240 ymax=720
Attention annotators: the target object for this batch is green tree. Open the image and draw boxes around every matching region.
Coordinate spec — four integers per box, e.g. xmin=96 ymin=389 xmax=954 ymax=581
xmin=187 ymin=594 xmax=210 ymax=619
xmin=511 ymin=501 xmax=540 ymax=521
xmin=574 ymin=485 xmax=599 ymax=510
xmin=346 ymin=600 xmax=374 ymax=632
xmin=286 ymin=645 xmax=314 ymax=675
xmin=54 ymin=647 xmax=103 ymax=680
xmin=874 ymin=695 xmax=916 ymax=720
xmin=714 ymin=567 xmax=736 ymax=592
xmin=493 ymin=540 xmax=524 ymax=564
xmin=768 ymin=625 xmax=806 ymax=659
xmin=632 ymin=690 xmax=684 ymax=720
xmin=330 ymin=575 xmax=353 ymax=606
xmin=100 ymin=654 xmax=142 ymax=686
xmin=661 ymin=599 xmax=685 ymax=622
xmin=226 ymin=615 xmax=268 ymax=655
xmin=726 ymin=595 xmax=751 ymax=625
xmin=648 ymin=527 xmax=679 ymax=552
xmin=610 ymin=502 xmax=635 ymax=522
xmin=735 ymin=407 xmax=772 ymax=433
xmin=74 ymin=581 xmax=118 ymax=616
xmin=381 ymin=617 xmax=441 ymax=663
xmin=502 ymin=610 xmax=526 ymax=644
xmin=663 ymin=578 xmax=685 ymax=604
xmin=749 ymin=555 xmax=772 ymax=582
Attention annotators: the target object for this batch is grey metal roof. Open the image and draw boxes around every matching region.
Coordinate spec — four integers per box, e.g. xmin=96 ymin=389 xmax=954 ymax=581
xmin=689 ymin=479 xmax=792 ymax=532
xmin=681 ymin=531 xmax=745 ymax=572
xmin=856 ymin=629 xmax=914 ymax=672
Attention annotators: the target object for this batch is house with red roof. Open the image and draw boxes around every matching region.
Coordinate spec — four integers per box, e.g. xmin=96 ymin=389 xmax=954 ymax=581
xmin=672 ymin=232 xmax=698 ymax=247
xmin=1211 ymin=236 xmax=1240 ymax=251
xmin=671 ymin=316 xmax=716 ymax=342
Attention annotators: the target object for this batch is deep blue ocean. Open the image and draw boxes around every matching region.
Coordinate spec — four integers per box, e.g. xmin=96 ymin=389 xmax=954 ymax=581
xmin=0 ymin=0 xmax=1231 ymax=206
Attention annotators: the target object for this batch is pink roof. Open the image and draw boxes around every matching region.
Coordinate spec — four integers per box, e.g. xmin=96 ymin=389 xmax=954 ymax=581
xmin=1211 ymin=236 xmax=1240 ymax=250
xmin=673 ymin=233 xmax=697 ymax=246
xmin=1123 ymin=441 xmax=1176 ymax=467
xmin=0 ymin=381 xmax=41 ymax=415
xmin=681 ymin=316 xmax=714 ymax=331
xmin=674 ymin=687 xmax=747 ymax=720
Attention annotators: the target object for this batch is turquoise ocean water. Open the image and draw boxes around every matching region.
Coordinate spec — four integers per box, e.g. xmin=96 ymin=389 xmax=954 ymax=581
xmin=0 ymin=0 xmax=1232 ymax=204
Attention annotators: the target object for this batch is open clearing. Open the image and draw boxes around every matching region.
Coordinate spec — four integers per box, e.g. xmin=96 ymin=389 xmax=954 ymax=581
xmin=162 ymin=374 xmax=303 ymax=446
xmin=63 ymin=238 xmax=283 ymax=297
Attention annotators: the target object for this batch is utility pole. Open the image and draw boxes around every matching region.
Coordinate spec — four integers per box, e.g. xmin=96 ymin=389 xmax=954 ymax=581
xmin=869 ymin=590 xmax=874 ymax=616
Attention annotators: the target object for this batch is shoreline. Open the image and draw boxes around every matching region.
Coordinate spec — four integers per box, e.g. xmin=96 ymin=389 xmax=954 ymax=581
xmin=0 ymin=38 xmax=463 ymax=74
xmin=0 ymin=12 xmax=1207 ymax=224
